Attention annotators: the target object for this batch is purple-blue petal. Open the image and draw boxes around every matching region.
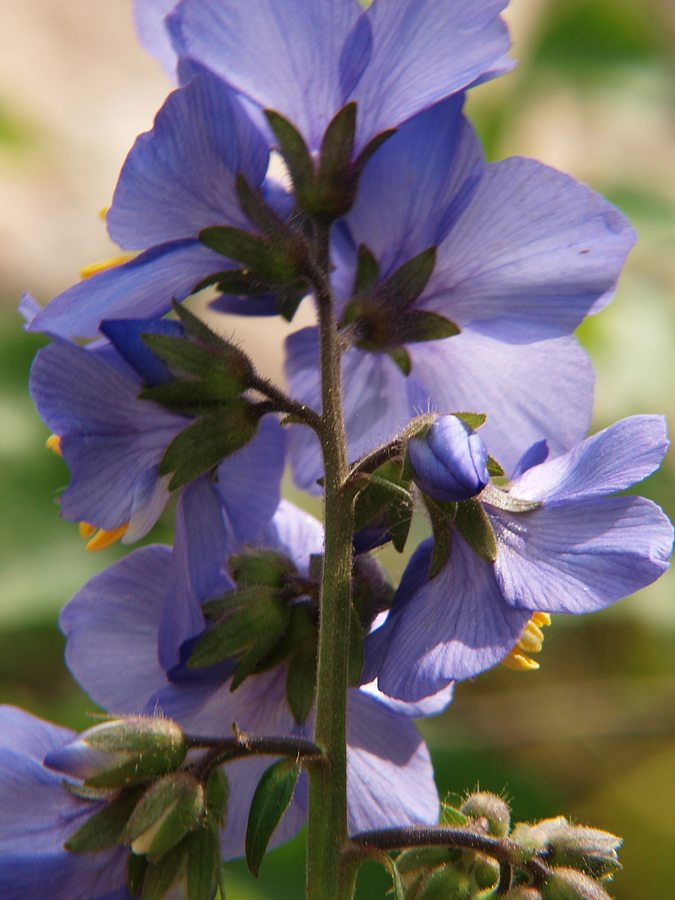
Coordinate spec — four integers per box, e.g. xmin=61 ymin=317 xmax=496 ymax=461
xmin=27 ymin=240 xmax=227 ymax=340
xmin=107 ymin=73 xmax=268 ymax=249
xmin=424 ymin=158 xmax=635 ymax=341
xmin=370 ymin=537 xmax=530 ymax=699
xmin=346 ymin=690 xmax=439 ymax=833
xmin=488 ymin=496 xmax=673 ymax=615
xmin=408 ymin=415 xmax=489 ymax=503
xmin=99 ymin=317 xmax=184 ymax=385
xmin=510 ymin=415 xmax=670 ymax=502
xmin=61 ymin=547 xmax=171 ymax=713
xmin=30 ymin=338 xmax=185 ymax=533
xmin=133 ymin=0 xmax=180 ymax=78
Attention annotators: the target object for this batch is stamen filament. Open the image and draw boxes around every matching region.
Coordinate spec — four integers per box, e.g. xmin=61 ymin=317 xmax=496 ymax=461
xmin=84 ymin=523 xmax=129 ymax=552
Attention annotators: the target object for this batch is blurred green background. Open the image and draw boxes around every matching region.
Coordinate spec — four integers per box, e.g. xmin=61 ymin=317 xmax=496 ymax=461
xmin=1 ymin=1 xmax=674 ymax=896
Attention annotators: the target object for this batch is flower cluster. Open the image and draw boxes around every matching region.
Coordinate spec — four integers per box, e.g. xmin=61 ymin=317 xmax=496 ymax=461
xmin=4 ymin=1 xmax=672 ymax=898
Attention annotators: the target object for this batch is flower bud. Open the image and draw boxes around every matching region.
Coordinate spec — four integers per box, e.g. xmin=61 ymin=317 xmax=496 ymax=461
xmin=541 ymin=867 xmax=612 ymax=899
xmin=408 ymin=415 xmax=489 ymax=503
xmin=512 ymin=817 xmax=621 ymax=879
xmin=45 ymin=716 xmax=187 ymax=788
xmin=125 ymin=772 xmax=205 ymax=861
xmin=460 ymin=791 xmax=511 ymax=837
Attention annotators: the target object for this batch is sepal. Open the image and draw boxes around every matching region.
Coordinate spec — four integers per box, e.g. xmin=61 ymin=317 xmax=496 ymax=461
xmin=46 ymin=717 xmax=187 ymax=789
xmin=511 ymin=817 xmax=621 ymax=880
xmin=65 ymin=787 xmax=144 ymax=853
xmin=124 ymin=772 xmax=205 ymax=861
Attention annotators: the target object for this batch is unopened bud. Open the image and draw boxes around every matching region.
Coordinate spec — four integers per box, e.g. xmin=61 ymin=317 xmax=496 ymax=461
xmin=541 ymin=867 xmax=612 ymax=900
xmin=45 ymin=716 xmax=186 ymax=788
xmin=408 ymin=415 xmax=489 ymax=504
xmin=460 ymin=791 xmax=511 ymax=837
xmin=125 ymin=772 xmax=205 ymax=861
xmin=512 ymin=817 xmax=621 ymax=879
xmin=412 ymin=863 xmax=471 ymax=900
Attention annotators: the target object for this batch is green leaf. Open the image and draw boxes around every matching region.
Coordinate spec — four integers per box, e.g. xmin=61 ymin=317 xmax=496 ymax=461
xmin=400 ymin=310 xmax=460 ymax=344
xmin=487 ymin=456 xmax=505 ymax=478
xmin=265 ymin=109 xmax=316 ymax=203
xmin=245 ymin=759 xmax=300 ymax=877
xmin=453 ymin=412 xmax=487 ymax=431
xmin=228 ymin=549 xmax=297 ymax=588
xmin=313 ymin=102 xmax=358 ymax=218
xmin=199 ymin=226 xmax=305 ymax=286
xmin=204 ymin=769 xmax=229 ymax=829
xmin=140 ymin=379 xmax=238 ymax=414
xmin=354 ymin=463 xmax=414 ymax=554
xmin=127 ymin=851 xmax=148 ymax=896
xmin=236 ymin=174 xmax=292 ymax=240
xmin=140 ymin=844 xmax=184 ymax=900
xmin=422 ymin=495 xmax=455 ymax=579
xmin=159 ymin=403 xmax=259 ymax=490
xmin=141 ymin=334 xmax=217 ymax=379
xmin=379 ymin=248 xmax=437 ymax=311
xmin=354 ymin=127 xmax=397 ymax=172
xmin=387 ymin=347 xmax=412 ymax=376
xmin=454 ymin=499 xmax=497 ymax=563
xmin=353 ymin=244 xmax=380 ymax=295
xmin=285 ymin=638 xmax=317 ymax=725
xmin=396 ymin=846 xmax=457 ymax=876
xmin=188 ymin=585 xmax=290 ymax=671
xmin=124 ymin=774 xmax=205 ymax=862
xmin=65 ymin=788 xmax=143 ymax=853
xmin=183 ymin=827 xmax=222 ymax=900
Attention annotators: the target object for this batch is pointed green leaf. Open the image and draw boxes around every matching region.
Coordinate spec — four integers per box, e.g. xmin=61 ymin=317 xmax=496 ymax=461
xmin=127 ymin=850 xmax=148 ymax=896
xmin=454 ymin=498 xmax=498 ymax=563
xmin=422 ymin=494 xmax=455 ymax=580
xmin=318 ymin=102 xmax=356 ymax=184
xmin=453 ymin=412 xmax=487 ymax=431
xmin=65 ymin=788 xmax=143 ymax=853
xmin=228 ymin=549 xmax=297 ymax=588
xmin=276 ymin=287 xmax=306 ymax=322
xmin=379 ymin=248 xmax=436 ymax=311
xmin=354 ymin=128 xmax=397 ymax=172
xmin=236 ymin=174 xmax=291 ymax=240
xmin=400 ymin=310 xmax=460 ymax=344
xmin=205 ymin=769 xmax=229 ymax=830
xmin=388 ymin=346 xmax=412 ymax=376
xmin=265 ymin=109 xmax=316 ymax=202
xmin=184 ymin=826 xmax=221 ymax=900
xmin=245 ymin=759 xmax=300 ymax=877
xmin=353 ymin=244 xmax=380 ymax=295
xmin=124 ymin=774 xmax=205 ymax=863
xmin=286 ymin=640 xmax=317 ymax=725
xmin=140 ymin=843 xmax=184 ymax=900
xmin=171 ymin=303 xmax=254 ymax=383
xmin=199 ymin=226 xmax=304 ymax=286
xmin=487 ymin=456 xmax=505 ymax=478
xmin=141 ymin=334 xmax=217 ymax=379
xmin=159 ymin=404 xmax=259 ymax=490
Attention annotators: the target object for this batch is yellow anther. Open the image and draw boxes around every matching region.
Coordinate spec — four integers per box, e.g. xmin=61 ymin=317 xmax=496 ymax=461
xmin=516 ymin=620 xmax=545 ymax=654
xmin=97 ymin=206 xmax=109 ymax=221
xmin=79 ymin=522 xmax=97 ymax=539
xmin=85 ymin=523 xmax=129 ymax=552
xmin=501 ymin=651 xmax=540 ymax=672
xmin=501 ymin=611 xmax=552 ymax=673
xmin=79 ymin=253 xmax=136 ymax=280
xmin=46 ymin=434 xmax=62 ymax=456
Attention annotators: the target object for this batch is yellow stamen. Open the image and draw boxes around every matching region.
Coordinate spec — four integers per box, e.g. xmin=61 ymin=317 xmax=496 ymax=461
xmin=79 ymin=253 xmax=136 ymax=280
xmin=501 ymin=651 xmax=540 ymax=672
xmin=79 ymin=522 xmax=97 ymax=538
xmin=46 ymin=434 xmax=62 ymax=456
xmin=501 ymin=611 xmax=552 ymax=673
xmin=97 ymin=206 xmax=109 ymax=221
xmin=516 ymin=620 xmax=545 ymax=654
xmin=85 ymin=523 xmax=129 ymax=552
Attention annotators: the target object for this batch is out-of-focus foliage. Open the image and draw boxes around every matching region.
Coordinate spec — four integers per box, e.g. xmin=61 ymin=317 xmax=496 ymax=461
xmin=0 ymin=1 xmax=673 ymax=897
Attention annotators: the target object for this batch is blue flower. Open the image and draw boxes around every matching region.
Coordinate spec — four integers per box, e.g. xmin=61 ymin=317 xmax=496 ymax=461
xmin=285 ymin=97 xmax=635 ymax=487
xmin=163 ymin=0 xmax=512 ymax=154
xmin=61 ymin=501 xmax=447 ymax=855
xmin=26 ymin=70 xmax=269 ymax=340
xmin=364 ymin=416 xmax=674 ymax=701
xmin=408 ymin=415 xmax=490 ymax=503
xmin=0 ymin=706 xmax=130 ymax=900
xmin=29 ymin=332 xmax=285 ymax=547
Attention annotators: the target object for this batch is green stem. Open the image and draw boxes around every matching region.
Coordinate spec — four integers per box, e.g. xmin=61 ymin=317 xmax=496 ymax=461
xmin=305 ymin=226 xmax=355 ymax=899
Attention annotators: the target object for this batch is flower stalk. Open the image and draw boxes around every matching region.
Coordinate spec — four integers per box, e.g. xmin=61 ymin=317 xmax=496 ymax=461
xmin=305 ymin=225 xmax=357 ymax=899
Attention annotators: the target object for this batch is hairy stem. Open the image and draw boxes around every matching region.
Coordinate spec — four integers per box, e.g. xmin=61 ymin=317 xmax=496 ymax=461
xmin=305 ymin=225 xmax=355 ymax=899
xmin=348 ymin=826 xmax=551 ymax=886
